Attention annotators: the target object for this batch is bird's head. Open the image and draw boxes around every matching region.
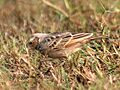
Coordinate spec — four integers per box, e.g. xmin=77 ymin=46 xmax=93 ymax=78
xmin=27 ymin=33 xmax=48 ymax=49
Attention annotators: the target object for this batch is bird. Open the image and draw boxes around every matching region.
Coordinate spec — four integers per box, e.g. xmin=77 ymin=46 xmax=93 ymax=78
xmin=27 ymin=32 xmax=94 ymax=59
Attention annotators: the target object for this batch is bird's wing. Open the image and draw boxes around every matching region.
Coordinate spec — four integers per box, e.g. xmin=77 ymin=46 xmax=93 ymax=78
xmin=64 ymin=33 xmax=93 ymax=48
xmin=40 ymin=32 xmax=72 ymax=49
xmin=40 ymin=32 xmax=93 ymax=50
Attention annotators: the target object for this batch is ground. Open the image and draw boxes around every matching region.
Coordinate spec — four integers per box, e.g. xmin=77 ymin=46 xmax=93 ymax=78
xmin=0 ymin=0 xmax=120 ymax=90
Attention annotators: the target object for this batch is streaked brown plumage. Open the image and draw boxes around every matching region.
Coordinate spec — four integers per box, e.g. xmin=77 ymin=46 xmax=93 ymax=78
xmin=28 ymin=32 xmax=93 ymax=58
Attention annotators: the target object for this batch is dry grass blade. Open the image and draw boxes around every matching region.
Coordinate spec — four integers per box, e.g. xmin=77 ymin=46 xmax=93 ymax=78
xmin=0 ymin=0 xmax=120 ymax=90
xmin=42 ymin=0 xmax=69 ymax=17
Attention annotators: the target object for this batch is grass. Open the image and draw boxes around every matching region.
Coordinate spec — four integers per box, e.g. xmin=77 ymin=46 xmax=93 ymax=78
xmin=0 ymin=0 xmax=120 ymax=90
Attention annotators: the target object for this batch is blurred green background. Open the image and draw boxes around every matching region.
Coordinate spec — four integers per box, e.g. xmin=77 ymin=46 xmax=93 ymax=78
xmin=0 ymin=0 xmax=120 ymax=90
